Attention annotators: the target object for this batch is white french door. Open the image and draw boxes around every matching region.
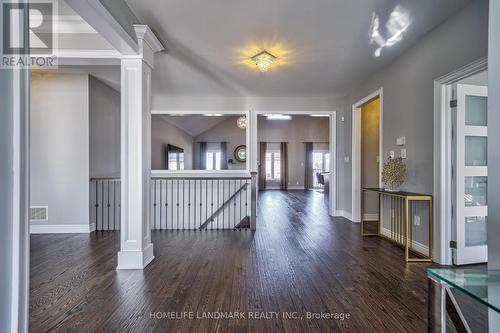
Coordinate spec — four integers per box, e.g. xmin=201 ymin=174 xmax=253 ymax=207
xmin=453 ymin=83 xmax=488 ymax=265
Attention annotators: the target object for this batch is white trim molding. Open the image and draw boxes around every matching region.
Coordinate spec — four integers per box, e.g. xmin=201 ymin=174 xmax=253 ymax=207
xmin=133 ymin=25 xmax=165 ymax=54
xmin=65 ymin=0 xmax=139 ymax=55
xmin=30 ymin=223 xmax=95 ymax=234
xmin=55 ymin=15 xmax=97 ymax=34
xmin=351 ymin=88 xmax=384 ymax=223
xmin=133 ymin=25 xmax=165 ymax=68
xmin=334 ymin=210 xmax=354 ymax=221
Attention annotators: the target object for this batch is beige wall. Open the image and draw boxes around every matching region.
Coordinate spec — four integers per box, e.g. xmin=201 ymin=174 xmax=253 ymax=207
xmin=361 ymin=98 xmax=380 ymax=215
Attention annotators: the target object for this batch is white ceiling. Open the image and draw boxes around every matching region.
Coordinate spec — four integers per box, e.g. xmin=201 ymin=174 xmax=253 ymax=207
xmin=158 ymin=115 xmax=236 ymax=137
xmin=126 ymin=0 xmax=471 ymax=98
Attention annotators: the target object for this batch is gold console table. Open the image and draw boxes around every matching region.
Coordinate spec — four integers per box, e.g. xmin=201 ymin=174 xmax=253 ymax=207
xmin=361 ymin=188 xmax=433 ymax=263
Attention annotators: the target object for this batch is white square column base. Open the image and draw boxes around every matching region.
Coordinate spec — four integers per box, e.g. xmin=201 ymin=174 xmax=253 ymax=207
xmin=117 ymin=243 xmax=154 ymax=270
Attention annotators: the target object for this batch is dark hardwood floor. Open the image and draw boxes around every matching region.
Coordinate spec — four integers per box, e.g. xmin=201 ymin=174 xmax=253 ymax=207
xmin=30 ymin=190 xmax=483 ymax=332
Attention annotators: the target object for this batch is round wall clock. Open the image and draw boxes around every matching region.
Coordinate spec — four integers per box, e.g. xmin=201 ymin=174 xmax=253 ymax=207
xmin=234 ymin=145 xmax=246 ymax=162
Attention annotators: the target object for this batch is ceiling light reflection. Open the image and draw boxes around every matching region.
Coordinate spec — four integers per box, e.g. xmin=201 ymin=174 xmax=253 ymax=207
xmin=370 ymin=5 xmax=410 ymax=57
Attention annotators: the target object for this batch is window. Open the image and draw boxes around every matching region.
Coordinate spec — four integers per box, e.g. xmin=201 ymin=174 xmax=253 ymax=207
xmin=168 ymin=152 xmax=184 ymax=170
xmin=265 ymin=151 xmax=281 ymax=180
xmin=206 ymin=151 xmax=221 ymax=171
xmin=312 ymin=151 xmax=330 ymax=188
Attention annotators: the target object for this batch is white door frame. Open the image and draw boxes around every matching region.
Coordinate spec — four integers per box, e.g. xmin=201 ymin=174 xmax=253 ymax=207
xmin=253 ymin=110 xmax=337 ymax=216
xmin=351 ymin=88 xmax=383 ymax=223
xmin=433 ymin=57 xmax=487 ymax=265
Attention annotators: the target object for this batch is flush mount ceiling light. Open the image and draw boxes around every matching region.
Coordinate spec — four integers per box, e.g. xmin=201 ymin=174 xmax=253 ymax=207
xmin=310 ymin=114 xmax=330 ymax=117
xmin=265 ymin=114 xmax=291 ymax=120
xmin=203 ymin=113 xmax=223 ymax=117
xmin=237 ymin=116 xmax=247 ymax=129
xmin=251 ymin=51 xmax=277 ymax=72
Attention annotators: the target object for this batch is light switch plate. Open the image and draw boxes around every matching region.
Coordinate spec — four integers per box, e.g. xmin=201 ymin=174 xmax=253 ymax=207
xmin=401 ymin=149 xmax=407 ymax=159
xmin=344 ymin=156 xmax=350 ymax=163
xmin=396 ymin=136 xmax=406 ymax=146
xmin=341 ymin=116 xmax=345 ymax=122
xmin=390 ymin=151 xmax=395 ymax=158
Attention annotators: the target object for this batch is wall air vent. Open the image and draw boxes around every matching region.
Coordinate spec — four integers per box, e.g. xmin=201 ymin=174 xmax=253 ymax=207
xmin=30 ymin=206 xmax=48 ymax=221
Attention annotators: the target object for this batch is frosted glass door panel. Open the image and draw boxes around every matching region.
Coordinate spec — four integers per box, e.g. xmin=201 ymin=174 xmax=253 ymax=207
xmin=465 ymin=216 xmax=487 ymax=247
xmin=465 ymin=136 xmax=487 ymax=166
xmin=464 ymin=176 xmax=487 ymax=206
xmin=465 ymin=95 xmax=488 ymax=126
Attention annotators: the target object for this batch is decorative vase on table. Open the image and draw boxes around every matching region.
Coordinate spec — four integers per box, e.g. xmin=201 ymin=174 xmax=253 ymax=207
xmin=381 ymin=156 xmax=406 ymax=192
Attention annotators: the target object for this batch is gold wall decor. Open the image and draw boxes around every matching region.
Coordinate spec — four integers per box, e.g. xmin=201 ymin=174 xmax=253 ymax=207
xmin=381 ymin=157 xmax=406 ymax=191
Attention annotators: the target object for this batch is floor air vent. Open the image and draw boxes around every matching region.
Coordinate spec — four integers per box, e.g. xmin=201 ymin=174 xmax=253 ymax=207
xmin=30 ymin=206 xmax=48 ymax=221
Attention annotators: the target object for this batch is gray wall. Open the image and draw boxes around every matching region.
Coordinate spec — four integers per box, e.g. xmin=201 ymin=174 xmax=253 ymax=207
xmin=89 ymin=76 xmax=121 ymax=178
xmin=30 ymin=73 xmax=90 ymax=227
xmin=0 ymin=64 xmax=14 ymax=333
xmin=339 ymin=0 xmax=489 ymax=215
xmin=257 ymin=115 xmax=329 ymax=187
xmin=194 ymin=116 xmax=246 ymax=170
xmin=151 ymin=115 xmax=194 ymax=170
xmin=488 ymin=0 xmax=500 ymax=270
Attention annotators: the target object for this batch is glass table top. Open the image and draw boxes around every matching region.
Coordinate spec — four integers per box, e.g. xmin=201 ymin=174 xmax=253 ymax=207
xmin=428 ymin=269 xmax=500 ymax=313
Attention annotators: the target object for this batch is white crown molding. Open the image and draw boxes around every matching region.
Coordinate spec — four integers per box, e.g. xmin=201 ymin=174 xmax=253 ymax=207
xmin=435 ymin=57 xmax=488 ymax=84
xmin=133 ymin=25 xmax=165 ymax=54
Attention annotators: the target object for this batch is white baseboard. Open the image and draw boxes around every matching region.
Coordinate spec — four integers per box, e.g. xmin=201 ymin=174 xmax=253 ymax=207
xmin=30 ymin=223 xmax=94 ymax=234
xmin=363 ymin=213 xmax=378 ymax=221
xmin=117 ymin=243 xmax=154 ymax=270
xmin=380 ymin=227 xmax=429 ymax=256
xmin=333 ymin=210 xmax=354 ymax=222
xmin=262 ymin=186 xmax=305 ymax=190
xmin=287 ymin=185 xmax=305 ymax=190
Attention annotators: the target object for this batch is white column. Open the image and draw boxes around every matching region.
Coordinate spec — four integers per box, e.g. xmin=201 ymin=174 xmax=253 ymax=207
xmin=117 ymin=25 xmax=163 ymax=270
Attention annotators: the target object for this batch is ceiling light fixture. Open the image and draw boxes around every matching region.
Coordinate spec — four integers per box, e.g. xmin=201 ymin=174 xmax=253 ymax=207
xmin=265 ymin=114 xmax=291 ymax=120
xmin=251 ymin=51 xmax=277 ymax=72
xmin=310 ymin=114 xmax=330 ymax=117
xmin=203 ymin=113 xmax=224 ymax=117
xmin=237 ymin=116 xmax=247 ymax=129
